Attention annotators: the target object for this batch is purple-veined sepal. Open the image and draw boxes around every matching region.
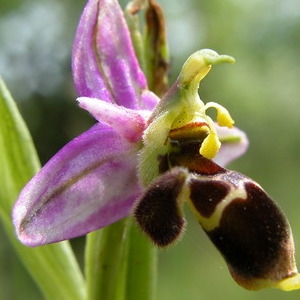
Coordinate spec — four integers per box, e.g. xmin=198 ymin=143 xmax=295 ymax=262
xmin=72 ymin=0 xmax=158 ymax=110
xmin=13 ymin=122 xmax=143 ymax=247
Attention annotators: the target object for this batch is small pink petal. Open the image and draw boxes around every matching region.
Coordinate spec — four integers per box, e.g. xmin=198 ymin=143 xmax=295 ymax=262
xmin=78 ymin=97 xmax=150 ymax=143
xmin=214 ymin=125 xmax=249 ymax=167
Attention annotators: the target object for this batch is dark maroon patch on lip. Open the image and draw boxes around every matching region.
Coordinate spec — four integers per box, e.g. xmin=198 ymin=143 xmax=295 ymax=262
xmin=134 ymin=167 xmax=187 ymax=247
xmin=158 ymin=154 xmax=170 ymax=174
xmin=189 ymin=179 xmax=229 ymax=218
xmin=206 ymin=180 xmax=291 ymax=280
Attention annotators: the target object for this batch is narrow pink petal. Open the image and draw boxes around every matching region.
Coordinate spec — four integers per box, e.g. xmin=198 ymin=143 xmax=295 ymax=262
xmin=213 ymin=125 xmax=249 ymax=167
xmin=13 ymin=123 xmax=141 ymax=246
xmin=72 ymin=0 xmax=157 ymax=110
xmin=141 ymin=90 xmax=160 ymax=111
xmin=78 ymin=97 xmax=150 ymax=143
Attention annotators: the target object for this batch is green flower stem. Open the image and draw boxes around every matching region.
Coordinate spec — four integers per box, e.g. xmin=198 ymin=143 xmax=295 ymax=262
xmin=85 ymin=217 xmax=157 ymax=300
xmin=0 ymin=77 xmax=85 ymax=300
xmin=125 ymin=222 xmax=157 ymax=300
xmin=85 ymin=218 xmax=131 ymax=300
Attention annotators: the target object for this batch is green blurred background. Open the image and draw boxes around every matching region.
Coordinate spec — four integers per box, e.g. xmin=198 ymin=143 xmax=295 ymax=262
xmin=1 ymin=0 xmax=300 ymax=299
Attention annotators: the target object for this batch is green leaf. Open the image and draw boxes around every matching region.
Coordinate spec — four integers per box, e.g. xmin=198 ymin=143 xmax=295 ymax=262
xmin=0 ymin=77 xmax=85 ymax=300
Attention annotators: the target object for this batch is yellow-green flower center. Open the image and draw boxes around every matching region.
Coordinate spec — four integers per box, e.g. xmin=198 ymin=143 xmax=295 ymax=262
xmin=139 ymin=49 xmax=235 ymax=186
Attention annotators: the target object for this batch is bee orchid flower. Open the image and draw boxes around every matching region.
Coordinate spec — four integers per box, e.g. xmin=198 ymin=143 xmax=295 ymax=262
xmin=12 ymin=0 xmax=300 ymax=292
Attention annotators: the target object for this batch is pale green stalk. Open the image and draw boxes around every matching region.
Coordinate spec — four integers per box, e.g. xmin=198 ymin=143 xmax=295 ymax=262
xmin=85 ymin=218 xmax=130 ymax=300
xmin=125 ymin=222 xmax=157 ymax=300
xmin=85 ymin=218 xmax=157 ymax=300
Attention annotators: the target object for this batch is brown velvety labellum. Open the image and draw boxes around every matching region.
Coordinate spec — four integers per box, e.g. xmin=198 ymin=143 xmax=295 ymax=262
xmin=189 ymin=179 xmax=230 ymax=218
xmin=206 ymin=181 xmax=295 ymax=288
xmin=134 ymin=167 xmax=187 ymax=247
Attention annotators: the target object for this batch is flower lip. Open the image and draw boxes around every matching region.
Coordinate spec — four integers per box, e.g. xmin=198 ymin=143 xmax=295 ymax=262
xmin=187 ymin=169 xmax=300 ymax=291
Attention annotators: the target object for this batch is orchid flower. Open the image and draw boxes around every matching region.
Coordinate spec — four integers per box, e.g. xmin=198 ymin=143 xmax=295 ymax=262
xmin=12 ymin=0 xmax=300 ymax=292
